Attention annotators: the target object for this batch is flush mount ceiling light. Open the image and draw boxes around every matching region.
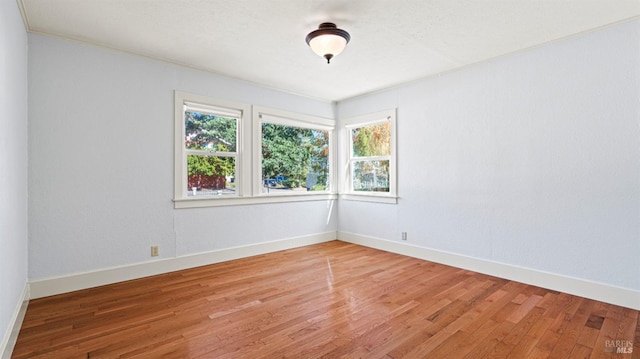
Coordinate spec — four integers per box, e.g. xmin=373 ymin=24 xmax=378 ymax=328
xmin=305 ymin=22 xmax=351 ymax=64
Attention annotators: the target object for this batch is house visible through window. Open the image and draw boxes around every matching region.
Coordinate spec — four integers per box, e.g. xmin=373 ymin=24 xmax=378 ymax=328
xmin=184 ymin=106 xmax=238 ymax=197
xmin=174 ymin=92 xmax=250 ymax=205
xmin=342 ymin=109 xmax=397 ymax=203
xmin=351 ymin=121 xmax=391 ymax=192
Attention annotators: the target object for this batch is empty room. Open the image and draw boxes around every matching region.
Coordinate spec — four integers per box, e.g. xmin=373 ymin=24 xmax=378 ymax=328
xmin=1 ymin=0 xmax=639 ymax=358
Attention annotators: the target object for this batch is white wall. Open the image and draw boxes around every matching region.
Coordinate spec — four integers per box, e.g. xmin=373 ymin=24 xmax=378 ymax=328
xmin=23 ymin=13 xmax=640 ymax=301
xmin=28 ymin=34 xmax=337 ymax=280
xmin=338 ymin=19 xmax=640 ymax=291
xmin=0 ymin=0 xmax=29 ymax=352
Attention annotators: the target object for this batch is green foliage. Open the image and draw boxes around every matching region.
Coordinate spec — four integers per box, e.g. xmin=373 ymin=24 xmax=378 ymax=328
xmin=185 ymin=112 xmax=237 ymax=151
xmin=187 ymin=144 xmax=235 ymax=177
xmin=351 ymin=122 xmax=391 ymax=191
xmin=185 ymin=111 xmax=237 ymax=179
xmin=311 ymin=184 xmax=327 ymax=191
xmin=352 ymin=122 xmax=390 ymax=157
xmin=309 ymin=130 xmax=329 ymax=188
xmin=261 ymin=123 xmax=329 ymax=189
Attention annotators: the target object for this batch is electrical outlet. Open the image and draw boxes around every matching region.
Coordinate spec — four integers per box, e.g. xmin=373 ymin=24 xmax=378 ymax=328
xmin=151 ymin=245 xmax=159 ymax=257
xmin=402 ymin=232 xmax=407 ymax=241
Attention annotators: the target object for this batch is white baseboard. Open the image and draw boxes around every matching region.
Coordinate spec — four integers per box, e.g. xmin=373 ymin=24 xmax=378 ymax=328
xmin=338 ymin=231 xmax=640 ymax=310
xmin=1 ymin=283 xmax=29 ymax=359
xmin=27 ymin=230 xmax=640 ymax=310
xmin=30 ymin=231 xmax=337 ymax=299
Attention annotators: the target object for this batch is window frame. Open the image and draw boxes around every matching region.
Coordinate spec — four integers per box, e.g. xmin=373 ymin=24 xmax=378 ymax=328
xmin=183 ymin=104 xmax=240 ymax=197
xmin=174 ymin=91 xmax=251 ymax=208
xmin=253 ymin=106 xmax=337 ymax=197
xmin=341 ymin=109 xmax=397 ymax=204
xmin=174 ymin=91 xmax=337 ymax=209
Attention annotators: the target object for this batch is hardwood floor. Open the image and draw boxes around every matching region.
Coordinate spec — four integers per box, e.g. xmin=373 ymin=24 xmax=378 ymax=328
xmin=13 ymin=241 xmax=639 ymax=358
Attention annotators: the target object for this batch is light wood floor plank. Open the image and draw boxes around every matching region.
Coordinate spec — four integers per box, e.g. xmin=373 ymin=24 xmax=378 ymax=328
xmin=12 ymin=241 xmax=638 ymax=358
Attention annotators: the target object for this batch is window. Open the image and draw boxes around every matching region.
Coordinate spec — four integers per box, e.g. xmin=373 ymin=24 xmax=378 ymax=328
xmin=174 ymin=92 xmax=250 ymax=206
xmin=174 ymin=92 xmax=336 ymax=208
xmin=342 ymin=109 xmax=397 ymax=203
xmin=254 ymin=107 xmax=335 ymax=196
xmin=184 ymin=105 xmax=238 ymax=197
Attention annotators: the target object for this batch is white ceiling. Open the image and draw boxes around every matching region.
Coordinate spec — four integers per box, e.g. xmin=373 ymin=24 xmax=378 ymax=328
xmin=19 ymin=0 xmax=640 ymax=102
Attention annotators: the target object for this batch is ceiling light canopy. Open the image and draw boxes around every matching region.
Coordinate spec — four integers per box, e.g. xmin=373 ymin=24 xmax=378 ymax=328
xmin=305 ymin=22 xmax=350 ymax=64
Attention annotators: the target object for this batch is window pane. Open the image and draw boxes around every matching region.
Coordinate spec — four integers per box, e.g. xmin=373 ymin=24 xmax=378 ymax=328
xmin=185 ymin=111 xmax=237 ymax=152
xmin=187 ymin=155 xmax=236 ymax=196
xmin=352 ymin=160 xmax=389 ymax=192
xmin=261 ymin=123 xmax=329 ymax=193
xmin=351 ymin=122 xmax=390 ymax=157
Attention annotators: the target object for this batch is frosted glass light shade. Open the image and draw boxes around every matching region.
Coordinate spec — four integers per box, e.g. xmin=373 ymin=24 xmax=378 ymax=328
xmin=305 ymin=23 xmax=350 ymax=64
xmin=309 ymin=34 xmax=347 ymax=57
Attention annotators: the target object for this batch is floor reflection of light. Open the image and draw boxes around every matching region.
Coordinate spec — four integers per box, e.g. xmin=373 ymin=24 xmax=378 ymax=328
xmin=326 ymin=258 xmax=334 ymax=291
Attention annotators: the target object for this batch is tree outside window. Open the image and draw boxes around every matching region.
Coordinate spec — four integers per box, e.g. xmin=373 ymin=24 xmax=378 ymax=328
xmin=342 ymin=109 xmax=397 ymax=203
xmin=261 ymin=122 xmax=330 ymax=192
xmin=185 ymin=111 xmax=237 ymax=196
xmin=351 ymin=121 xmax=391 ymax=192
xmin=174 ymin=92 xmax=337 ymax=208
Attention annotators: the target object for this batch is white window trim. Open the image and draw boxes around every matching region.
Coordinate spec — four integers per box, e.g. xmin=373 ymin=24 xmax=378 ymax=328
xmin=340 ymin=109 xmax=397 ymax=204
xmin=253 ymin=106 xmax=337 ymax=197
xmin=173 ymin=193 xmax=337 ymax=209
xmin=173 ymin=91 xmax=337 ymax=209
xmin=174 ymin=91 xmax=251 ymax=205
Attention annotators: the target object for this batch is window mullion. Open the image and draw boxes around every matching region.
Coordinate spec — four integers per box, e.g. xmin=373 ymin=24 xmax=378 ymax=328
xmin=351 ymin=155 xmax=390 ymax=162
xmin=186 ymin=149 xmax=237 ymax=158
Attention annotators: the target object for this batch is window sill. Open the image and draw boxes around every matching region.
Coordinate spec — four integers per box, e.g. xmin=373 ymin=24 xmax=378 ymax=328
xmin=339 ymin=193 xmax=398 ymax=204
xmin=174 ymin=193 xmax=338 ymax=209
